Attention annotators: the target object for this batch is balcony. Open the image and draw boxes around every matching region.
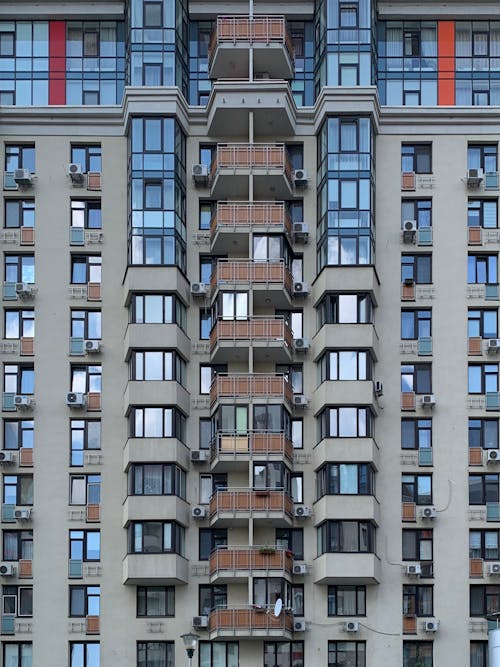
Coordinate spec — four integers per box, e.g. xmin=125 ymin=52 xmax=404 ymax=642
xmin=210 ymin=374 xmax=293 ymax=411
xmin=314 ymin=495 xmax=380 ymax=526
xmin=122 ymin=266 xmax=190 ymax=307
xmin=122 ymin=553 xmax=188 ymax=585
xmin=210 ymin=202 xmax=291 ymax=254
xmin=313 ymin=552 xmax=381 ymax=584
xmin=314 ymin=381 xmax=379 ymax=413
xmin=123 ymin=438 xmax=189 ymax=471
xmin=211 ymin=260 xmax=293 ymax=309
xmin=209 ymin=488 xmax=293 ymax=526
xmin=313 ymin=266 xmax=379 ymax=305
xmin=210 ymin=318 xmax=293 ymax=363
xmin=124 ymin=324 xmax=190 ymax=362
xmin=123 ymin=381 xmax=190 ymax=416
xmin=313 ymin=438 xmax=380 ymax=471
xmin=209 ymin=545 xmax=293 ymax=583
xmin=122 ymin=496 xmax=189 ymax=528
xmin=211 ymin=430 xmax=293 ymax=472
xmin=208 ymin=15 xmax=294 ymax=80
xmin=210 ymin=144 xmax=294 ymax=199
xmin=208 ymin=606 xmax=293 ymax=640
xmin=313 ymin=324 xmax=379 ymax=361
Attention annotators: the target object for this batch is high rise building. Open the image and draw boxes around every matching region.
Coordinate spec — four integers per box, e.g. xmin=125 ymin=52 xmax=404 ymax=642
xmin=1 ymin=1 xmax=500 ymax=666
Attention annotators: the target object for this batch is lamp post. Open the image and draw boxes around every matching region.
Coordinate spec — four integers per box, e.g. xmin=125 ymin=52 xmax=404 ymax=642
xmin=181 ymin=632 xmax=199 ymax=667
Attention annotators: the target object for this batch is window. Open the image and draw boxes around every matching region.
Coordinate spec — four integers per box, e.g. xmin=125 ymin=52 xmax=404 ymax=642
xmin=71 ymin=365 xmax=101 ymax=394
xmin=144 ymin=1 xmax=163 ymax=27
xmin=144 ymin=181 xmax=162 ymax=209
xmin=252 ymin=405 xmax=288 ymax=433
xmin=3 ymin=420 xmax=34 ymax=451
xmin=275 ymin=528 xmax=304 ymax=560
xmin=199 ymin=585 xmax=227 ymax=614
xmin=402 ymin=419 xmax=432 ymax=450
xmin=200 ymin=311 xmax=212 ymax=340
xmin=276 ymin=310 xmax=303 ymax=339
xmin=468 ymin=145 xmax=498 ymax=173
xmin=2 ymin=530 xmax=33 ymax=561
xmin=4 ymin=255 xmax=35 ymax=284
xmin=200 ymin=144 xmax=216 ymax=168
xmin=0 ymin=31 xmax=14 ymax=56
xmin=69 ymin=530 xmax=100 ymax=561
xmin=468 ymin=309 xmax=498 ymax=339
xmin=401 ymin=255 xmax=432 ymax=284
xmin=402 ymin=474 xmax=432 ymax=505
xmin=402 ymin=200 xmax=431 ymax=229
xmin=199 ymin=418 xmax=212 ymax=450
xmin=199 ymin=201 xmax=215 ymax=231
xmin=69 ymin=474 xmax=100 ymax=505
xmin=469 ymin=474 xmax=499 ymax=505
xmin=129 ymin=407 xmax=186 ymax=441
xmin=470 ymin=642 xmax=488 ymax=667
xmin=253 ymin=578 xmax=296 ymax=608
xmin=471 ymin=585 xmax=500 ymax=616
xmin=199 ymin=528 xmax=228 ymax=561
xmin=318 ymin=407 xmax=373 ymax=439
xmin=292 ymin=419 xmax=303 ymax=449
xmin=2 ymin=585 xmax=32 ymax=616
xmin=291 ymin=473 xmax=303 ymax=504
xmin=316 ymin=464 xmax=375 ymax=497
xmin=199 ymin=473 xmax=227 ymax=505
xmin=5 ymin=146 xmax=35 ymax=173
xmin=403 ymin=642 xmax=432 ymax=667
xmin=199 ymin=642 xmax=238 ymax=667
xmin=129 ymin=294 xmax=186 ymax=330
xmin=3 ymin=475 xmax=33 ymax=506
xmin=253 ymin=235 xmax=286 ymax=261
xmin=5 ymin=200 xmax=35 ymax=229
xmin=468 ymin=200 xmax=497 ymax=229
xmin=318 ymin=351 xmax=372 ymax=382
xmin=402 ymin=529 xmax=433 ymax=562
xmin=253 ymin=463 xmax=290 ymax=491
xmin=328 ymin=642 xmax=365 ymax=667
xmin=468 ymin=254 xmax=497 ymax=284
xmin=317 ymin=521 xmax=375 ymax=554
xmin=276 ymin=364 xmax=303 ymax=394
xmin=128 ymin=522 xmax=185 ymax=555
xmin=4 ymin=310 xmax=34 ymax=340
xmin=200 ymin=364 xmax=227 ymax=394
xmin=4 ymin=364 xmax=34 ymax=395
xmin=2 ymin=643 xmax=32 ymax=666
xmin=69 ymin=586 xmax=100 ymax=617
xmin=137 ymin=642 xmax=174 ymax=667
xmin=470 ymin=530 xmax=500 ymax=560
xmin=71 ymin=255 xmax=101 ymax=284
xmin=70 ymin=420 xmax=101 ymax=467
xmin=71 ymin=146 xmax=102 ymax=173
xmin=264 ymin=642 xmax=304 ymax=667
xmin=71 ymin=310 xmax=101 ymax=340
xmin=71 ymin=201 xmax=102 ymax=229
xmin=328 ymin=586 xmax=366 ymax=616
xmin=469 ymin=419 xmax=499 ymax=449
xmin=403 ymin=585 xmax=433 ymax=616
xmin=401 ymin=144 xmax=432 ymax=174
xmin=137 ymin=587 xmax=174 ymax=617
xmin=213 ymin=292 xmax=249 ymax=321
xmin=469 ymin=364 xmax=499 ymax=394
xmin=70 ymin=643 xmax=100 ymax=667
xmin=317 ymin=293 xmax=373 ymax=327
xmin=401 ymin=364 xmax=432 ymax=394
xmin=128 ymin=464 xmax=186 ymax=499
xmin=339 ymin=2 xmax=358 ymax=28
xmin=404 ymin=30 xmax=421 ymax=56
xmin=129 ymin=351 xmax=186 ymax=385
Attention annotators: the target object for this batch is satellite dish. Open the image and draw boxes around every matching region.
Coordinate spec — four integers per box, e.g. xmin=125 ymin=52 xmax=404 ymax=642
xmin=274 ymin=598 xmax=283 ymax=617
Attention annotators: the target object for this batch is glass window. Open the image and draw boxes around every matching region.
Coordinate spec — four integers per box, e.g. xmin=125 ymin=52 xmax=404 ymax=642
xmin=401 ymin=255 xmax=432 ymax=284
xmin=468 ymin=309 xmax=498 ymax=339
xmin=401 ymin=144 xmax=432 ymax=174
xmin=137 ymin=587 xmax=174 ymax=617
xmin=70 ymin=643 xmax=100 ymax=667
xmin=264 ymin=642 xmax=304 ymax=667
xmin=137 ymin=642 xmax=174 ymax=667
xmin=468 ymin=254 xmax=498 ymax=284
xmin=402 ymin=642 xmax=432 ymax=667
xmin=469 ymin=419 xmax=499 ymax=449
xmin=402 ymin=474 xmax=432 ymax=505
xmin=328 ymin=586 xmax=366 ymax=616
xmin=328 ymin=642 xmax=366 ymax=667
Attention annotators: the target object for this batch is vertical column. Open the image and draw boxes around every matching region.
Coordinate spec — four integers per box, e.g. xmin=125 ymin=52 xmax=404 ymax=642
xmin=438 ymin=21 xmax=455 ymax=105
xmin=49 ymin=21 xmax=66 ymax=105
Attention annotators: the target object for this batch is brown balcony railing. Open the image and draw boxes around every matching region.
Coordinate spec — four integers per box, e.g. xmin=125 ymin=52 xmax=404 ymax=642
xmin=212 ymin=430 xmax=293 ymax=463
xmin=209 ymin=15 xmax=293 ymax=63
xmin=211 ymin=202 xmax=291 ymax=236
xmin=209 ymin=488 xmax=293 ymax=521
xmin=211 ymin=144 xmax=293 ymax=187
xmin=210 ymin=373 xmax=293 ymax=408
xmin=210 ymin=318 xmax=293 ymax=352
xmin=211 ymin=259 xmax=293 ymax=295
xmin=209 ymin=546 xmax=293 ymax=577
xmin=208 ymin=606 xmax=293 ymax=635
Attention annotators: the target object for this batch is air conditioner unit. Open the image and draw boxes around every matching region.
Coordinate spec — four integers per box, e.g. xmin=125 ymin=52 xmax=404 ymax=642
xmin=14 ymin=395 xmax=32 ymax=410
xmin=420 ymin=506 xmax=437 ymax=519
xmin=488 ymin=339 xmax=500 ymax=352
xmin=14 ymin=507 xmax=31 ymax=520
xmin=403 ymin=220 xmax=417 ymax=233
xmin=488 ymin=449 xmax=500 ymax=463
xmin=294 ymin=338 xmax=310 ymax=352
xmin=68 ymin=163 xmax=84 ymax=183
xmin=293 ymin=563 xmax=307 ymax=575
xmin=293 ymin=282 xmax=309 ymax=296
xmin=345 ymin=621 xmax=359 ymax=633
xmin=191 ymin=283 xmax=209 ymax=297
xmin=84 ymin=340 xmax=100 ymax=353
xmin=66 ymin=392 xmax=86 ymax=408
xmin=0 ymin=563 xmax=15 ymax=576
xmin=421 ymin=394 xmax=436 ymax=407
xmin=375 ymin=381 xmax=383 ymax=397
xmin=192 ymin=164 xmax=209 ymax=185
xmin=191 ymin=450 xmax=209 ymax=463
xmin=467 ymin=168 xmax=484 ymax=186
xmin=405 ymin=563 xmax=422 ymax=576
xmin=13 ymin=169 xmax=32 ymax=186
xmin=294 ymin=505 xmax=311 ymax=518
xmin=292 ymin=222 xmax=309 ymax=243
xmin=192 ymin=505 xmax=206 ymax=519
xmin=293 ymin=170 xmax=309 ymax=187
xmin=0 ymin=451 xmax=15 ymax=464
xmin=192 ymin=615 xmax=208 ymax=628
xmin=294 ymin=620 xmax=306 ymax=632
xmin=15 ymin=283 xmax=34 ymax=298
xmin=424 ymin=619 xmax=439 ymax=633
xmin=489 ymin=562 xmax=500 ymax=575
xmin=293 ymin=395 xmax=308 ymax=408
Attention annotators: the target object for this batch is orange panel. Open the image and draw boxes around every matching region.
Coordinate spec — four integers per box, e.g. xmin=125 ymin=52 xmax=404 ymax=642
xmin=438 ymin=22 xmax=455 ymax=105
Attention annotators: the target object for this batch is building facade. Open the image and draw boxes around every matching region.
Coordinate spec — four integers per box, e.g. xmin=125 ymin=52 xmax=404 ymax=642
xmin=0 ymin=0 xmax=500 ymax=666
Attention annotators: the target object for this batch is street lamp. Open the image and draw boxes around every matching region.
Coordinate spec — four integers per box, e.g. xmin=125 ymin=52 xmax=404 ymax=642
xmin=180 ymin=632 xmax=199 ymax=667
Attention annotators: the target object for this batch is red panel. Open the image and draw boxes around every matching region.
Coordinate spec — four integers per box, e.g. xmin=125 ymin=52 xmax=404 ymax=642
xmin=49 ymin=21 xmax=66 ymax=105
xmin=438 ymin=21 xmax=455 ymax=105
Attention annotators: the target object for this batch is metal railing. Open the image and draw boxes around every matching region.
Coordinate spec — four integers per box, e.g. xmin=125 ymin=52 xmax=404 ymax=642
xmin=209 ymin=488 xmax=293 ymax=520
xmin=211 ymin=430 xmax=293 ymax=462
xmin=210 ymin=373 xmax=293 ymax=408
xmin=208 ymin=605 xmax=294 ymax=634
xmin=211 ymin=201 xmax=291 ymax=236
xmin=210 ymin=317 xmax=293 ymax=351
xmin=209 ymin=545 xmax=293 ymax=577
xmin=211 ymin=144 xmax=293 ymax=187
xmin=208 ymin=15 xmax=293 ymax=63
xmin=211 ymin=259 xmax=293 ymax=295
